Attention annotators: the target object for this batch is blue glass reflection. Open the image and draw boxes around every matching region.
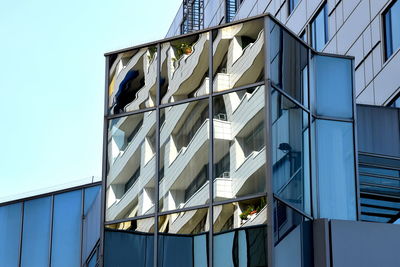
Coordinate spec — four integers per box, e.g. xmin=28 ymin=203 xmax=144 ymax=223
xmin=314 ymin=55 xmax=353 ymax=118
xmin=316 ymin=120 xmax=356 ymax=220
xmin=83 ymin=186 xmax=101 ymax=262
xmin=385 ymin=0 xmax=400 ymax=59
xmin=21 ymin=197 xmax=52 ymax=267
xmin=213 ymin=226 xmax=268 ymax=267
xmin=104 ymin=230 xmax=153 ymax=267
xmin=158 ymin=234 xmax=194 ymax=267
xmin=51 ymin=190 xmax=82 ymax=267
xmin=311 ymin=5 xmax=328 ymax=51
xmin=0 ymin=203 xmax=22 ymax=267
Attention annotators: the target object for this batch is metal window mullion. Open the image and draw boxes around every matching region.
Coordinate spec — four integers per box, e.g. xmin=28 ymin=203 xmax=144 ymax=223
xmin=154 ymin=42 xmax=161 ymax=267
xmin=264 ymin=17 xmax=275 ymax=267
xmin=18 ymin=201 xmax=24 ymax=267
xmin=99 ymin=56 xmax=110 ymax=267
xmin=80 ymin=189 xmax=85 ymax=266
xmin=307 ymin=48 xmax=314 ymax=219
xmin=48 ymin=195 xmax=54 ymax=267
xmin=208 ymin=29 xmax=214 ymax=267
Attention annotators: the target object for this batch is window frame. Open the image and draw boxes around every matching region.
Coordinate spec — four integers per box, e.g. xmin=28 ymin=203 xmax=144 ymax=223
xmin=383 ymin=0 xmax=400 ymax=61
xmin=310 ymin=3 xmax=328 ymax=51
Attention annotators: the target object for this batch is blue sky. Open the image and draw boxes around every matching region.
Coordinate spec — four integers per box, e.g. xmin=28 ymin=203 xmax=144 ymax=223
xmin=0 ymin=0 xmax=182 ymax=198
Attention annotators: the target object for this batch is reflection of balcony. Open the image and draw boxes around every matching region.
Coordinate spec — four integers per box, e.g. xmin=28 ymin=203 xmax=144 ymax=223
xmin=106 ymin=156 xmax=156 ymax=221
xmin=241 ymin=206 xmax=267 ymax=227
xmin=162 ymin=33 xmax=210 ymax=102
xmin=160 ymin=120 xmax=209 ymax=199
xmin=108 ymin=112 xmax=156 ymax=186
xmin=213 ymin=25 xmax=264 ymax=91
xmin=168 ymin=208 xmax=208 ymax=234
xmin=232 ymin=147 xmax=266 ymax=196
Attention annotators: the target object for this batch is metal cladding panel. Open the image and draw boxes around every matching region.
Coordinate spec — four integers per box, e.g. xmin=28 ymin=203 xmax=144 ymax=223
xmin=357 ymin=105 xmax=400 ymax=157
xmin=330 ymin=220 xmax=400 ymax=267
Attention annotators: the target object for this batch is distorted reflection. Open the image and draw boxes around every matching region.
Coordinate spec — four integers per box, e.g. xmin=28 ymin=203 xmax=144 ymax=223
xmin=213 ymin=19 xmax=264 ymax=92
xmin=160 ymin=32 xmax=210 ymax=103
xmin=213 ymin=197 xmax=268 ymax=267
xmin=106 ymin=111 xmax=156 ymax=221
xmin=272 ymin=90 xmax=310 ymax=214
xmin=158 ymin=208 xmax=209 ymax=267
xmin=213 ymin=86 xmax=266 ymax=202
xmin=108 ymin=46 xmax=158 ymax=114
xmin=159 ymin=99 xmax=209 ymax=212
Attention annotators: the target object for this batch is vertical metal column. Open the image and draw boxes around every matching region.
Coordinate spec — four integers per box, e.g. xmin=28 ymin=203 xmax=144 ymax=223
xmin=99 ymin=56 xmax=110 ymax=267
xmin=263 ymin=17 xmax=275 ymax=267
xmin=48 ymin=195 xmax=54 ymax=267
xmin=18 ymin=202 xmax=24 ymax=267
xmin=154 ymin=43 xmax=162 ymax=267
xmin=208 ymin=29 xmax=214 ymax=267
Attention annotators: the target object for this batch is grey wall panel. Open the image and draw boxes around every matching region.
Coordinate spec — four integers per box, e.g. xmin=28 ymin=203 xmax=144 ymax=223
xmin=330 ymin=220 xmax=400 ymax=267
xmin=357 ymin=105 xmax=400 ymax=157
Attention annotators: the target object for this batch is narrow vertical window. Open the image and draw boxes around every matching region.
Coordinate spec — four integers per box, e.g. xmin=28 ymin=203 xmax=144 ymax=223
xmin=288 ymin=0 xmax=300 ymax=15
xmin=384 ymin=0 xmax=400 ymax=59
xmin=311 ymin=4 xmax=328 ymax=51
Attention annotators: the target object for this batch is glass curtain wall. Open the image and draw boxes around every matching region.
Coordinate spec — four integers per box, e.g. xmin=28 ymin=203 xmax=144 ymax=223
xmin=103 ymin=15 xmax=356 ymax=267
xmin=0 ymin=184 xmax=101 ymax=267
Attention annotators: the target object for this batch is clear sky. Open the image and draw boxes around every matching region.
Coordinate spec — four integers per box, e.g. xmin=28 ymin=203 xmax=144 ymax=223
xmin=0 ymin=0 xmax=182 ymax=198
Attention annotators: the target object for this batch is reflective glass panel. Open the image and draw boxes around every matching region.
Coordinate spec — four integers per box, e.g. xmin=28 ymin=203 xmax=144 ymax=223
xmin=0 ymin=203 xmax=22 ymax=267
xmin=384 ymin=0 xmax=400 ymax=59
xmin=108 ymin=46 xmax=158 ymax=114
xmin=313 ymin=55 xmax=353 ymax=118
xmin=51 ymin=190 xmax=82 ymax=267
xmin=274 ymin=200 xmax=313 ymax=267
xmin=158 ymin=208 xmax=209 ymax=267
xmin=311 ymin=4 xmax=328 ymax=51
xmin=213 ymin=197 xmax=267 ymax=267
xmin=213 ymin=86 xmax=266 ymax=202
xmin=316 ymin=120 xmax=356 ymax=220
xmin=21 ymin=197 xmax=52 ymax=267
xmin=104 ymin=218 xmax=154 ymax=267
xmin=161 ymin=32 xmax=210 ymax=103
xmin=83 ymin=186 xmax=101 ymax=262
xmin=212 ymin=18 xmax=264 ymax=92
xmin=106 ymin=110 xmax=156 ymax=221
xmin=270 ymin=21 xmax=309 ymax=105
xmin=272 ymin=90 xmax=310 ymax=214
xmin=159 ymin=99 xmax=209 ymax=212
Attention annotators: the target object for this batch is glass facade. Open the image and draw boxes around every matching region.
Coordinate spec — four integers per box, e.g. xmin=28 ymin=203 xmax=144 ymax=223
xmin=103 ymin=15 xmax=356 ymax=267
xmin=384 ymin=0 xmax=400 ymax=60
xmin=311 ymin=4 xmax=328 ymax=51
xmin=0 ymin=184 xmax=101 ymax=267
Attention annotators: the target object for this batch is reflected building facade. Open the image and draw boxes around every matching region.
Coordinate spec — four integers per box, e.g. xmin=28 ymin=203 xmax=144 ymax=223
xmin=102 ymin=15 xmax=357 ymax=267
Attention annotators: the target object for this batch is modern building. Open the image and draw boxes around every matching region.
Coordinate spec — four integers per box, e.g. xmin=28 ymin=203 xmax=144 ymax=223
xmin=1 ymin=1 xmax=400 ymax=267
xmin=101 ymin=0 xmax=400 ymax=266
xmin=0 ymin=179 xmax=102 ymax=267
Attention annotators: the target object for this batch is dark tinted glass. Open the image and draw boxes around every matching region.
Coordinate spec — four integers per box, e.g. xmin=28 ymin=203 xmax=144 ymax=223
xmin=161 ymin=32 xmax=210 ymax=103
xmin=21 ymin=197 xmax=52 ymax=267
xmin=213 ymin=86 xmax=266 ymax=202
xmin=311 ymin=4 xmax=328 ymax=51
xmin=159 ymin=99 xmax=209 ymax=211
xmin=274 ymin=200 xmax=313 ymax=267
xmin=51 ymin=190 xmax=82 ymax=267
xmin=272 ymin=90 xmax=310 ymax=214
xmin=106 ymin=111 xmax=156 ymax=220
xmin=270 ymin=21 xmax=309 ymax=105
xmin=212 ymin=18 xmax=264 ymax=92
xmin=104 ymin=218 xmax=154 ymax=267
xmin=384 ymin=0 xmax=400 ymax=59
xmin=108 ymin=46 xmax=158 ymax=114
xmin=213 ymin=196 xmax=268 ymax=267
xmin=0 ymin=203 xmax=22 ymax=267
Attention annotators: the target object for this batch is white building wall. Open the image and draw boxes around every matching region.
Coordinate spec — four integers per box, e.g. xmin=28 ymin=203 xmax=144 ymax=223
xmin=166 ymin=0 xmax=400 ymax=106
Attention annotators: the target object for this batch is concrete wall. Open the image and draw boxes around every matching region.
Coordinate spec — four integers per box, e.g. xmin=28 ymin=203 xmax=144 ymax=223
xmin=166 ymin=0 xmax=400 ymax=106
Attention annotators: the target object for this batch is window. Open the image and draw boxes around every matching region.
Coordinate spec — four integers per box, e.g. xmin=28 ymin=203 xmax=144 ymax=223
xmin=181 ymin=0 xmax=204 ymax=34
xmin=311 ymin=4 xmax=328 ymax=51
xmin=289 ymin=0 xmax=300 ymax=15
xmin=384 ymin=0 xmax=400 ymax=59
xmin=389 ymin=92 xmax=400 ymax=107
